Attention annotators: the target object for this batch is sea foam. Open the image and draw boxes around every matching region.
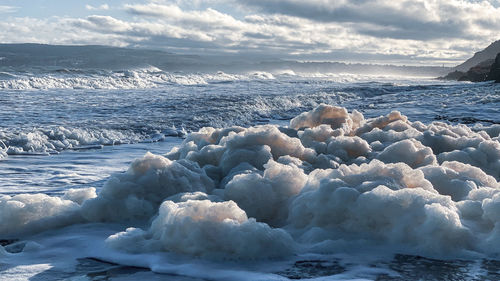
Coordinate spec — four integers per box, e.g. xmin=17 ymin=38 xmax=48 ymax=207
xmin=2 ymin=104 xmax=500 ymax=262
xmin=0 ymin=127 xmax=144 ymax=156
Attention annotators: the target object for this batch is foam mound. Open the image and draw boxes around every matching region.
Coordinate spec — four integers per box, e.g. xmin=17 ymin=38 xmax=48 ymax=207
xmin=224 ymin=160 xmax=307 ymax=227
xmin=3 ymin=104 xmax=500 ymax=261
xmin=0 ymin=187 xmax=95 ymax=237
xmin=106 ymin=198 xmax=294 ymax=259
xmin=81 ymin=152 xmax=214 ymax=222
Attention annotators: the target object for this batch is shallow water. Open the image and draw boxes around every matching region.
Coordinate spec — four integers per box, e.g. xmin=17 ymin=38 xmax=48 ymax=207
xmin=0 ymin=140 xmax=180 ymax=194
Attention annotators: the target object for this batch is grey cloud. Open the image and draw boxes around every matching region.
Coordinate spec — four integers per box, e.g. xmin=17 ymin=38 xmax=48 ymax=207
xmin=237 ymin=0 xmax=496 ymax=40
xmin=355 ymin=21 xmax=468 ymax=40
xmin=124 ymin=3 xmax=170 ymax=17
xmin=243 ymin=32 xmax=273 ymax=39
xmin=72 ymin=16 xmax=131 ymax=33
xmin=238 ymin=0 xmax=426 ymax=25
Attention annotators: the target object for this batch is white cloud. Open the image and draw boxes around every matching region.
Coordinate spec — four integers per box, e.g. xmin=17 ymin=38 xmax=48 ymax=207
xmin=85 ymin=4 xmax=110 ymax=11
xmin=0 ymin=17 xmax=130 ymax=47
xmin=125 ymin=3 xmax=245 ymax=31
xmin=0 ymin=5 xmax=18 ymax=14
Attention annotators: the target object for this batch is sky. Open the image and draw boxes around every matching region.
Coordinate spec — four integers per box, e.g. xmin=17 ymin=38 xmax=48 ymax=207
xmin=0 ymin=0 xmax=499 ymax=66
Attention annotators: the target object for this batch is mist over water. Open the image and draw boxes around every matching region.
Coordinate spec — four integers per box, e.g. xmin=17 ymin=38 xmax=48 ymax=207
xmin=1 ymin=45 xmax=500 ymax=280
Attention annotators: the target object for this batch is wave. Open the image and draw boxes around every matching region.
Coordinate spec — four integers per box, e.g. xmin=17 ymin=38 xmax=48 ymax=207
xmin=0 ymin=67 xmax=441 ymax=90
xmin=0 ymin=70 xmax=203 ymax=90
xmin=0 ymin=126 xmax=186 ymax=156
xmin=0 ymin=71 xmax=18 ymax=79
xmin=0 ymin=69 xmax=280 ymax=90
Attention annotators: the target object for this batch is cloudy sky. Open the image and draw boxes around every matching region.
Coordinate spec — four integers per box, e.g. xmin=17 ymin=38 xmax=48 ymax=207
xmin=1 ymin=0 xmax=499 ymax=65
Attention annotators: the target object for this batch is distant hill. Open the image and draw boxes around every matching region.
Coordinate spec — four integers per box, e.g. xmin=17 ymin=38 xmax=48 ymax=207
xmin=0 ymin=43 xmax=450 ymax=76
xmin=453 ymin=40 xmax=500 ymax=72
xmin=0 ymin=43 xmax=201 ymax=71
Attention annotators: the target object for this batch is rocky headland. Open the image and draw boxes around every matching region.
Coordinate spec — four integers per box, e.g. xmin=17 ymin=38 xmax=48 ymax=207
xmin=440 ymin=40 xmax=500 ymax=83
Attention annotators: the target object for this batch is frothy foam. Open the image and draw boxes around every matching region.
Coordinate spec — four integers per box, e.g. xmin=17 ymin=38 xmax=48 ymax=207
xmin=2 ymin=104 xmax=500 ymax=278
xmin=106 ymin=199 xmax=294 ymax=259
xmin=0 ymin=127 xmax=144 ymax=156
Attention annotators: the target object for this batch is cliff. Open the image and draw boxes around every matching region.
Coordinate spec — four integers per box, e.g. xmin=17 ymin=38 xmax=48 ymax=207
xmin=441 ymin=59 xmax=494 ymax=82
xmin=453 ymin=40 xmax=500 ymax=72
xmin=440 ymin=39 xmax=500 ymax=82
xmin=488 ymin=53 xmax=500 ymax=82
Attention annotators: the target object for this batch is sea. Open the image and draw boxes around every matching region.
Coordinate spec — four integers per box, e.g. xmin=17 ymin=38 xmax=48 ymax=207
xmin=1 ymin=47 xmax=500 ymax=280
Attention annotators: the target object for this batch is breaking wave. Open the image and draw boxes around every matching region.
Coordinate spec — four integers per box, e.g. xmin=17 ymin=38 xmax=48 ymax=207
xmin=0 ymin=67 xmax=431 ymax=91
xmin=0 ymin=69 xmax=279 ymax=90
xmin=2 ymin=105 xmax=500 ymax=266
xmin=0 ymin=127 xmax=146 ymax=155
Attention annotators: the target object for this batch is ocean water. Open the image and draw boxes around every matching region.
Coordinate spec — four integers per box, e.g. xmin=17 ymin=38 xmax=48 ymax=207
xmin=1 ymin=65 xmax=500 ymax=280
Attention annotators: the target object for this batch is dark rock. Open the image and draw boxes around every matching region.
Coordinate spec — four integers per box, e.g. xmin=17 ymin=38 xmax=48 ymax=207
xmin=459 ymin=59 xmax=494 ymax=82
xmin=487 ymin=53 xmax=500 ymax=83
xmin=440 ymin=58 xmax=494 ymax=82
xmin=438 ymin=39 xmax=500 ymax=82
xmin=440 ymin=70 xmax=465 ymax=80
